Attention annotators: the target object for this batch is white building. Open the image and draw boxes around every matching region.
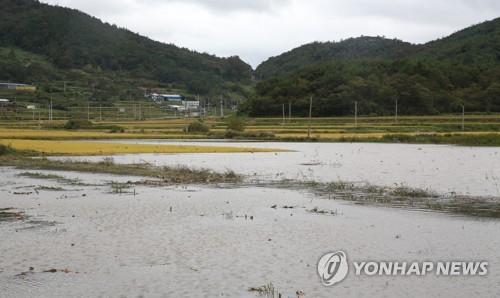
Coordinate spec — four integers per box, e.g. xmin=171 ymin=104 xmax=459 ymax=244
xmin=177 ymin=101 xmax=199 ymax=111
xmin=147 ymin=93 xmax=183 ymax=102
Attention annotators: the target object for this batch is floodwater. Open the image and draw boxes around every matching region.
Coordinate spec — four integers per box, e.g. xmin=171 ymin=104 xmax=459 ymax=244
xmin=69 ymin=141 xmax=500 ymax=197
xmin=1 ymin=142 xmax=500 ymax=297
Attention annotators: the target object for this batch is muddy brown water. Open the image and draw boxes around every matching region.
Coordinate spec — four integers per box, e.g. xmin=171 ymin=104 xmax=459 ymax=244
xmin=1 ymin=142 xmax=499 ymax=297
xmin=67 ymin=141 xmax=500 ymax=197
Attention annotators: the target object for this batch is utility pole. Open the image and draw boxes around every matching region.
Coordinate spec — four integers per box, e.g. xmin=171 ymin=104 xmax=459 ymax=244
xmin=395 ymin=99 xmax=398 ymax=123
xmin=203 ymin=96 xmax=206 ymax=119
xmin=197 ymin=94 xmax=200 ymax=117
xmin=87 ymin=101 xmax=90 ymax=120
xmin=220 ymin=99 xmax=224 ymax=117
xmin=355 ymin=101 xmax=358 ymax=127
xmin=289 ymin=102 xmax=291 ymax=119
xmin=282 ymin=103 xmax=285 ymax=125
xmin=307 ymin=95 xmax=313 ymax=139
xmin=184 ymin=100 xmax=188 ymax=133
xmin=462 ymin=105 xmax=465 ymax=131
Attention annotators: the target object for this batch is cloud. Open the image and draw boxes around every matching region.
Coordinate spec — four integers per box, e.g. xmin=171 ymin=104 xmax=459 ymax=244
xmin=147 ymin=0 xmax=293 ymax=13
xmin=51 ymin=0 xmax=292 ymax=14
xmin=42 ymin=0 xmax=139 ymax=16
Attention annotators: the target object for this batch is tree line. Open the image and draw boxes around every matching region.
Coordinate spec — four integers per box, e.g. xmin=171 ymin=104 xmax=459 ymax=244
xmin=0 ymin=0 xmax=252 ymax=97
xmin=241 ymin=57 xmax=500 ymax=117
xmin=243 ymin=18 xmax=500 ymax=117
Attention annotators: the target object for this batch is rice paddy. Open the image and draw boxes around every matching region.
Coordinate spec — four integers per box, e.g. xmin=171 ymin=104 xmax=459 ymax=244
xmin=1 ymin=115 xmax=499 ymax=297
xmin=0 ymin=139 xmax=281 ymax=155
xmin=0 ymin=114 xmax=499 ymax=147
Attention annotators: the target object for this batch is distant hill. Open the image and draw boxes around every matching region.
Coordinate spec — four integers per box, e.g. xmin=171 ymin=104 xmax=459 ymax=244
xmin=255 ymin=18 xmax=500 ymax=79
xmin=2 ymin=0 xmax=500 ymax=117
xmin=241 ymin=18 xmax=500 ymax=117
xmin=255 ymin=36 xmax=416 ymax=78
xmin=416 ymin=17 xmax=500 ymax=64
xmin=0 ymin=0 xmax=252 ymax=104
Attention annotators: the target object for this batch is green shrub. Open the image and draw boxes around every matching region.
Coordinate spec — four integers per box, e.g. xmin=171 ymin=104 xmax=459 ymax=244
xmin=184 ymin=121 xmax=210 ymax=133
xmin=226 ymin=116 xmax=246 ymax=132
xmin=64 ymin=119 xmax=93 ymax=130
xmin=109 ymin=125 xmax=125 ymax=133
xmin=258 ymin=131 xmax=275 ymax=138
xmin=0 ymin=144 xmax=14 ymax=156
xmin=224 ymin=129 xmax=240 ymax=138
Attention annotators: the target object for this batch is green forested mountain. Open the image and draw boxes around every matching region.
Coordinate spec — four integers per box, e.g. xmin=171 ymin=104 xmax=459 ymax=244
xmin=242 ymin=18 xmax=500 ymax=117
xmin=255 ymin=18 xmax=500 ymax=79
xmin=0 ymin=0 xmax=252 ymax=103
xmin=418 ymin=17 xmax=500 ymax=64
xmin=255 ymin=37 xmax=416 ymax=79
xmin=1 ymin=0 xmax=499 ymax=117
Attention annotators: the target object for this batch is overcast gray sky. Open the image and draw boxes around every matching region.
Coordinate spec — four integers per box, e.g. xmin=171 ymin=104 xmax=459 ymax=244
xmin=42 ymin=0 xmax=500 ymax=68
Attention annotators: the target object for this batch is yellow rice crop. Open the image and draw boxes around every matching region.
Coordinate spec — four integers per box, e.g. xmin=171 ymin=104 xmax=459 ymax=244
xmin=0 ymin=139 xmax=284 ymax=155
xmin=0 ymin=129 xmax=194 ymax=140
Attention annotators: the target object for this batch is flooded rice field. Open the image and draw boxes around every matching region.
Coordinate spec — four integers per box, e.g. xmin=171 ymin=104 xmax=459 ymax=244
xmin=1 ymin=142 xmax=500 ymax=297
xmin=72 ymin=141 xmax=500 ymax=197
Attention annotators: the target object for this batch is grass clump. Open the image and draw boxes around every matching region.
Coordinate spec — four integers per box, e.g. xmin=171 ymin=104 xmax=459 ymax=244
xmin=248 ymin=282 xmax=275 ymax=295
xmin=0 ymin=144 xmax=17 ymax=156
xmin=305 ymin=179 xmax=500 ymax=218
xmin=326 ymin=181 xmax=352 ymax=191
xmin=0 ymin=144 xmax=35 ymax=156
xmin=158 ymin=165 xmax=241 ymax=183
xmin=185 ymin=120 xmax=210 ymax=133
xmin=17 ymin=171 xmax=81 ymax=185
xmin=99 ymin=156 xmax=115 ymax=166
xmin=2 ymin=157 xmax=242 ymax=184
xmin=390 ymin=186 xmax=437 ymax=198
xmin=18 ymin=172 xmax=64 ymax=179
xmin=64 ymin=119 xmax=93 ymax=130
xmin=109 ymin=125 xmax=125 ymax=133
xmin=36 ymin=186 xmax=65 ymax=191
xmin=307 ymin=206 xmax=338 ymax=215
xmin=108 ymin=181 xmax=132 ymax=194
xmin=226 ymin=116 xmax=246 ymax=132
xmin=0 ymin=208 xmax=24 ymax=221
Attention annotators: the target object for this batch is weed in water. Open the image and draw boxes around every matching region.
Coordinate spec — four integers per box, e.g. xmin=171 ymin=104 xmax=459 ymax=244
xmin=390 ymin=186 xmax=437 ymax=198
xmin=307 ymin=206 xmax=338 ymax=215
xmin=100 ymin=156 xmax=115 ymax=166
xmin=248 ymin=282 xmax=275 ymax=296
xmin=18 ymin=172 xmax=64 ymax=180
